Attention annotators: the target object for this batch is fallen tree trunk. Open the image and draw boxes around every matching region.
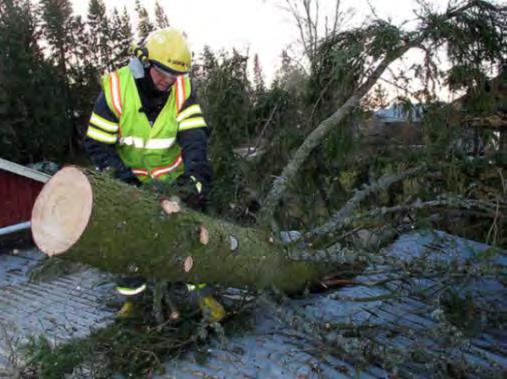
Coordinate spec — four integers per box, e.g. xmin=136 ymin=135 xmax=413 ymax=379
xmin=31 ymin=167 xmax=328 ymax=293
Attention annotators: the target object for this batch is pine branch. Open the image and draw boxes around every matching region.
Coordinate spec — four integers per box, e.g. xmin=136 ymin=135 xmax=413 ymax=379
xmin=258 ymin=290 xmax=500 ymax=377
xmin=306 ymin=165 xmax=426 ymax=239
xmin=288 ymin=242 xmax=375 ymax=265
xmin=318 ymin=195 xmax=503 ymax=236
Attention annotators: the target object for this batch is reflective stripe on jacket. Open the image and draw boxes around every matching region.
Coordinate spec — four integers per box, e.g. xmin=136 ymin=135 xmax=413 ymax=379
xmin=101 ymin=66 xmax=194 ymax=182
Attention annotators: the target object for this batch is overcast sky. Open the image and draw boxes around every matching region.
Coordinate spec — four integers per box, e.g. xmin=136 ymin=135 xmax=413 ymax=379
xmin=70 ymin=0 xmax=451 ymax=98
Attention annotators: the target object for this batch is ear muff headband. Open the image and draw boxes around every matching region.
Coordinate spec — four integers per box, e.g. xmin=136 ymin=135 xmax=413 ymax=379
xmin=134 ymin=46 xmax=149 ymax=61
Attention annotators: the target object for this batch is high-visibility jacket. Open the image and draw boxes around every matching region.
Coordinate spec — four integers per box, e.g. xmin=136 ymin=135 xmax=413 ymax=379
xmin=89 ymin=63 xmax=206 ymax=183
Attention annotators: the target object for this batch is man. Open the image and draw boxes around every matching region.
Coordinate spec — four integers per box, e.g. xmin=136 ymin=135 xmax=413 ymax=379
xmin=84 ymin=27 xmax=224 ymax=322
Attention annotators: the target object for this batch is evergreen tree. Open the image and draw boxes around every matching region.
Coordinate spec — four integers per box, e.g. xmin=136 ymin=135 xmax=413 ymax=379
xmin=273 ymin=50 xmax=307 ymax=100
xmin=154 ymin=1 xmax=169 ymax=28
xmin=191 ymin=45 xmax=217 ymax=86
xmin=70 ymin=14 xmax=101 ymax=137
xmin=135 ymin=0 xmax=154 ymax=40
xmin=86 ymin=0 xmax=111 ymax=72
xmin=252 ymin=54 xmax=265 ymax=95
xmin=110 ymin=7 xmax=133 ymax=69
xmin=39 ymin=0 xmax=73 ymax=75
xmin=0 ymin=0 xmax=70 ymax=162
xmin=39 ymin=0 xmax=76 ymax=154
xmin=195 ymin=48 xmax=254 ymax=216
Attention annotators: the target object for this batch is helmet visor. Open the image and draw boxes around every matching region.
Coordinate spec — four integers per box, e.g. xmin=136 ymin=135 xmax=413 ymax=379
xmin=152 ymin=63 xmax=179 ymax=81
xmin=150 ymin=60 xmax=186 ymax=76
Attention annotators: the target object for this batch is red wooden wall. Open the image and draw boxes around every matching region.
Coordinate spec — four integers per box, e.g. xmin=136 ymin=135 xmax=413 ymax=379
xmin=0 ymin=170 xmax=44 ymax=228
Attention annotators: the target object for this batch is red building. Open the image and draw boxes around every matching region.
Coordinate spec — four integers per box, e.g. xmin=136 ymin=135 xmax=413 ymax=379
xmin=0 ymin=158 xmax=50 ymax=234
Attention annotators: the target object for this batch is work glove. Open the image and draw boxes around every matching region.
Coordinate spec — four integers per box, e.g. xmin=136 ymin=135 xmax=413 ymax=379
xmin=140 ymin=177 xmax=205 ymax=210
xmin=176 ymin=175 xmax=208 ymax=210
xmin=115 ymin=168 xmax=142 ymax=186
xmin=103 ymin=166 xmax=141 ymax=187
xmin=141 ymin=176 xmax=206 ymax=210
xmin=141 ymin=179 xmax=173 ymax=196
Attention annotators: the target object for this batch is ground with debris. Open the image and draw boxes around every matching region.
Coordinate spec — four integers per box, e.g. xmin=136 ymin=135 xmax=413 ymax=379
xmin=1 ymin=231 xmax=505 ymax=378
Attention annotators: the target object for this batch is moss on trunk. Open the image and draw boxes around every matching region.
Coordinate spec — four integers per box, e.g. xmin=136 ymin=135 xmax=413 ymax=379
xmin=48 ymin=169 xmax=328 ymax=293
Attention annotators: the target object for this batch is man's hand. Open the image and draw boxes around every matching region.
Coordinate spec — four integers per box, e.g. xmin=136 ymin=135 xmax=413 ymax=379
xmin=140 ymin=176 xmax=207 ymax=210
xmin=142 ymin=180 xmax=173 ymax=195
xmin=103 ymin=166 xmax=141 ymax=186
xmin=176 ymin=175 xmax=208 ymax=210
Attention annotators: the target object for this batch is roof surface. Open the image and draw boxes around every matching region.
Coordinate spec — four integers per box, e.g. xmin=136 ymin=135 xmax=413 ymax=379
xmin=0 ymin=158 xmax=50 ymax=183
xmin=0 ymin=231 xmax=505 ymax=378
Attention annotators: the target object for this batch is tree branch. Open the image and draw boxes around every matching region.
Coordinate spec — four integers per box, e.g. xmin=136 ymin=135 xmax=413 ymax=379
xmin=258 ymin=42 xmax=418 ymax=227
xmin=285 ymin=0 xmax=311 ymax=61
xmin=258 ymin=0 xmax=482 ymax=228
xmin=306 ymin=165 xmax=426 ymax=239
xmin=329 ymin=196 xmax=503 ymax=233
xmin=288 ymin=241 xmax=375 ymax=265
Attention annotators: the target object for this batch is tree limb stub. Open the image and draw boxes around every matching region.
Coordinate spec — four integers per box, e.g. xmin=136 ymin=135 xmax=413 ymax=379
xmin=31 ymin=167 xmax=330 ymax=294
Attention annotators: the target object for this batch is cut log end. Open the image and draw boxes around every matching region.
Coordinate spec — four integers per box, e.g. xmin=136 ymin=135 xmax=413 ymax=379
xmin=31 ymin=166 xmax=93 ymax=257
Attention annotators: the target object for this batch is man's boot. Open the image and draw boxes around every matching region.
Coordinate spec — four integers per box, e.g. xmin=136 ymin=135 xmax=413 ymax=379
xmin=115 ymin=277 xmax=147 ymax=318
xmin=187 ymin=284 xmax=226 ymax=323
xmin=116 ymin=300 xmax=135 ymax=318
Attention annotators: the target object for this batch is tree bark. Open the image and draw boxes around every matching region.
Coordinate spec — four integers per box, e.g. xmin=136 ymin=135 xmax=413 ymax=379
xmin=31 ymin=167 xmax=329 ymax=294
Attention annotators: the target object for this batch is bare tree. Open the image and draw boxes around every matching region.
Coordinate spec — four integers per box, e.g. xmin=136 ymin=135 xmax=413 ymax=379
xmin=283 ymin=0 xmax=346 ymax=66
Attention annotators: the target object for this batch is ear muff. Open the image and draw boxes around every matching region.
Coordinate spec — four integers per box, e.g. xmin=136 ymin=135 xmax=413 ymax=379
xmin=133 ymin=46 xmax=149 ymax=62
xmin=130 ymin=43 xmax=150 ymax=68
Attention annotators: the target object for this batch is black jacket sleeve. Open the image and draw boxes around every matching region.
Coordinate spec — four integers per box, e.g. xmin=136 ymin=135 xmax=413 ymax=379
xmin=175 ymin=78 xmax=212 ymax=192
xmin=177 ymin=127 xmax=212 ymax=193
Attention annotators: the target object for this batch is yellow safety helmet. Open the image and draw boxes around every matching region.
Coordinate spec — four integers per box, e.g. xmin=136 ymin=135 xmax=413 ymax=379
xmin=140 ymin=27 xmax=191 ymax=75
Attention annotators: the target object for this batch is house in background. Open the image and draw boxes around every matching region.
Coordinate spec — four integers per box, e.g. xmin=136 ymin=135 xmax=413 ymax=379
xmin=363 ymin=68 xmax=506 ymax=154
xmin=362 ymin=103 xmax=424 ymax=146
xmin=0 ymin=158 xmax=50 ymax=238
